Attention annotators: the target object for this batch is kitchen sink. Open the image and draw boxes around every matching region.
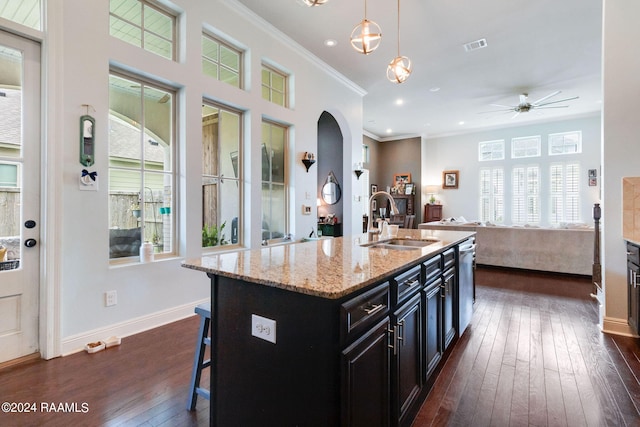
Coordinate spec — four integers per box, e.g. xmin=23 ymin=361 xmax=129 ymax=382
xmin=361 ymin=237 xmax=439 ymax=250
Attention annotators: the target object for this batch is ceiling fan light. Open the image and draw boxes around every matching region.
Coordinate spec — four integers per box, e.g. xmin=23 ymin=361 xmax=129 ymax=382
xmin=302 ymin=0 xmax=329 ymax=6
xmin=387 ymin=55 xmax=412 ymax=83
xmin=350 ymin=19 xmax=382 ymax=54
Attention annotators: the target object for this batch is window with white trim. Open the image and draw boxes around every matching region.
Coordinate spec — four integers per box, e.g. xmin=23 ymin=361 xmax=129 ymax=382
xmin=109 ymin=0 xmax=176 ymax=60
xmin=512 ymin=136 xmax=541 ymax=159
xmin=550 ymin=162 xmax=580 ymax=224
xmin=108 ymin=72 xmax=176 ymax=260
xmin=261 ymin=65 xmax=288 ymax=107
xmin=480 ymin=167 xmax=504 ymax=223
xmin=512 ymin=165 xmax=540 ymax=224
xmin=478 ymin=140 xmax=504 ymax=161
xmin=202 ymin=33 xmax=242 ymax=88
xmin=549 ymin=131 xmax=582 ymax=155
xmin=261 ymin=120 xmax=288 ymax=240
xmin=201 ymin=102 xmax=242 ymax=249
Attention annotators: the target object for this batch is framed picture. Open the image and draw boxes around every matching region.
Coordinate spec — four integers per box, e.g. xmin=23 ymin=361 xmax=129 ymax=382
xmin=393 ymin=173 xmax=411 ymax=185
xmin=588 ymin=169 xmax=597 ymax=178
xmin=405 ymin=183 xmax=414 ymax=195
xmin=370 ymin=184 xmax=378 ymax=195
xmin=371 ymin=199 xmax=377 ymax=212
xmin=443 ymin=170 xmax=459 ymax=189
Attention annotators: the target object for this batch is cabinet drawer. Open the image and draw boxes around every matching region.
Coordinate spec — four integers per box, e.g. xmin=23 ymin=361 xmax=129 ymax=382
xmin=423 ymin=256 xmax=442 ymax=286
xmin=442 ymin=248 xmax=455 ymax=270
xmin=341 ymin=282 xmax=390 ymax=343
xmin=393 ymin=265 xmax=422 ymax=305
xmin=628 ymin=242 xmax=640 ymax=265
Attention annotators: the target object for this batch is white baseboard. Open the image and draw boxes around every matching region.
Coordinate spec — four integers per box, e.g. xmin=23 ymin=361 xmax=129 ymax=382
xmin=61 ymin=298 xmax=210 ymax=356
xmin=602 ymin=315 xmax=638 ymax=337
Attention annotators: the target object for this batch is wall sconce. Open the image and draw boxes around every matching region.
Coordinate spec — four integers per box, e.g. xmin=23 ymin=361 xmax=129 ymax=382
xmin=426 ymin=185 xmax=439 ymax=204
xmin=354 ymin=162 xmax=364 ymax=180
xmin=302 ymin=152 xmax=316 ymax=173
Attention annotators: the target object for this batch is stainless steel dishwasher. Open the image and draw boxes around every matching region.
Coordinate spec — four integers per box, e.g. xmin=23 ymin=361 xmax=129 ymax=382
xmin=459 ymin=238 xmax=476 ymax=335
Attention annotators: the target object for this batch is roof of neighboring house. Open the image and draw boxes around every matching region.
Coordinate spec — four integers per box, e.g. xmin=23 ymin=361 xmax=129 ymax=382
xmin=109 ymin=114 xmax=166 ymax=163
xmin=0 ymin=88 xmax=21 ymax=146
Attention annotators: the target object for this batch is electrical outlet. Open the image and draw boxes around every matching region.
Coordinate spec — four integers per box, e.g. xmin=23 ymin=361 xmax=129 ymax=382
xmin=105 ymin=290 xmax=117 ymax=307
xmin=251 ymin=314 xmax=276 ymax=344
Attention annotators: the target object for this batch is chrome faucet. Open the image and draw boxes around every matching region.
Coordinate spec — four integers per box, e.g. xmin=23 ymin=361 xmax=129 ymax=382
xmin=367 ymin=191 xmax=399 ymax=234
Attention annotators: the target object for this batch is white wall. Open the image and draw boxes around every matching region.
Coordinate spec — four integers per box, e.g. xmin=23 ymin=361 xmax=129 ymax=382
xmin=601 ymin=0 xmax=640 ymax=335
xmin=35 ymin=0 xmax=364 ymax=355
xmin=421 ymin=114 xmax=601 ymax=226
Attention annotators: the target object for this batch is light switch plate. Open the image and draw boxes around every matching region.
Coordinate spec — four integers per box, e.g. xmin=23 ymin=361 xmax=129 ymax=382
xmin=251 ymin=314 xmax=276 ymax=344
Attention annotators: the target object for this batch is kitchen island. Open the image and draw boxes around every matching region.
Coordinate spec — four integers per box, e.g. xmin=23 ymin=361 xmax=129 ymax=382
xmin=182 ymin=229 xmax=475 ymax=427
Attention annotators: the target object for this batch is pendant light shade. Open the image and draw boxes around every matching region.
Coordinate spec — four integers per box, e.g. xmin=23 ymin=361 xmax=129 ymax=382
xmin=387 ymin=55 xmax=412 ymax=83
xmin=302 ymin=0 xmax=329 ymax=6
xmin=350 ymin=0 xmax=382 ymax=55
xmin=387 ymin=0 xmax=412 ymax=83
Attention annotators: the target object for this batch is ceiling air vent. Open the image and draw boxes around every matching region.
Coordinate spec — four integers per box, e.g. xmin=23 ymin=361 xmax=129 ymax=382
xmin=463 ymin=38 xmax=487 ymax=52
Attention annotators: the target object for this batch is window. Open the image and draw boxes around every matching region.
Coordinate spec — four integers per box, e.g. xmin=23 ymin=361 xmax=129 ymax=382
xmin=512 ymin=136 xmax=541 ymax=158
xmin=108 ymin=72 xmax=175 ymax=260
xmin=0 ymin=0 xmax=41 ymax=30
xmin=202 ymin=102 xmax=242 ymax=248
xmin=0 ymin=163 xmax=18 ymax=187
xmin=478 ymin=140 xmax=504 ymax=161
xmin=261 ymin=120 xmax=287 ymax=240
xmin=109 ymin=0 xmax=176 ymax=60
xmin=479 ymin=168 xmax=504 ymax=223
xmin=550 ymin=163 xmax=580 ymax=224
xmin=512 ymin=166 xmax=540 ymax=224
xmin=202 ymin=33 xmax=242 ymax=88
xmin=549 ymin=131 xmax=582 ymax=155
xmin=261 ymin=65 xmax=288 ymax=107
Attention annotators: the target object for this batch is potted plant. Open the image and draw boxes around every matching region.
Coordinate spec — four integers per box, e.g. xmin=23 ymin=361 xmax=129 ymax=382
xmin=131 ymin=203 xmax=141 ymax=218
xmin=202 ymin=221 xmax=228 ymax=247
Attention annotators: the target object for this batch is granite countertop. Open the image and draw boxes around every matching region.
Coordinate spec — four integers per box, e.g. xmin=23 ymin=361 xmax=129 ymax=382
xmin=182 ymin=229 xmax=475 ymax=300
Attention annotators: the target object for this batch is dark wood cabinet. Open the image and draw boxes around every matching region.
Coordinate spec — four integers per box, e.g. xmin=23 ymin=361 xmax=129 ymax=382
xmin=342 ymin=318 xmax=391 ymax=427
xmin=423 ymin=279 xmax=443 ymax=379
xmin=393 ymin=294 xmax=423 ymax=426
xmin=319 ymin=222 xmax=342 ymax=237
xmin=442 ymin=249 xmax=457 ymax=351
xmin=627 ymin=241 xmax=640 ymax=335
xmin=423 ymin=204 xmax=443 ymax=222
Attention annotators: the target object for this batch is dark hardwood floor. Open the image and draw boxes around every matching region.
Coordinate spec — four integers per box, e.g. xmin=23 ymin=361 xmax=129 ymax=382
xmin=0 ymin=267 xmax=638 ymax=426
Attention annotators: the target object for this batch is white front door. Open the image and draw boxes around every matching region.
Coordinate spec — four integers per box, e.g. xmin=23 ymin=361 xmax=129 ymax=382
xmin=0 ymin=30 xmax=41 ymax=363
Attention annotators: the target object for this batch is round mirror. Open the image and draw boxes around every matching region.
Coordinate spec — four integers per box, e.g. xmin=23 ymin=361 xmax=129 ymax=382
xmin=321 ymin=171 xmax=342 ymax=205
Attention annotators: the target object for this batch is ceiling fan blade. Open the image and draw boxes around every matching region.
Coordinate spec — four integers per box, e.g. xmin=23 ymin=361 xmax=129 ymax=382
xmin=511 ymin=111 xmax=520 ymax=119
xmin=535 ymin=96 xmax=579 ymax=107
xmin=531 ymin=90 xmax=561 ymax=105
xmin=489 ymin=103 xmax=516 ymax=108
xmin=478 ymin=108 xmax=515 ymax=114
xmin=534 ymin=105 xmax=570 ymax=109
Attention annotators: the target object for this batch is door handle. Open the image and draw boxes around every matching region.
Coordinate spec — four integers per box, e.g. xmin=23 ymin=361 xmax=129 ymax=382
xmin=25 ymin=238 xmax=37 ymax=248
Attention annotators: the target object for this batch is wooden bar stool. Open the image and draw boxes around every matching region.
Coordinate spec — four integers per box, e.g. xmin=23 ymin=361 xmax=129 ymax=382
xmin=187 ymin=303 xmax=211 ymax=411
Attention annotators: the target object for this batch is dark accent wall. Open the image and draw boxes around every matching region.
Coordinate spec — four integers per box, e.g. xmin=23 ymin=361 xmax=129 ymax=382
xmin=317 ymin=112 xmax=344 ymax=222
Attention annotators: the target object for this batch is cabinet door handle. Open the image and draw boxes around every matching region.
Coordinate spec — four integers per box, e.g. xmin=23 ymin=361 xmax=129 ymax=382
xmin=404 ymin=279 xmax=419 ymax=289
xmin=388 ymin=326 xmax=398 ymax=355
xmin=398 ymin=319 xmax=405 ymax=347
xmin=363 ymin=303 xmax=385 ymax=316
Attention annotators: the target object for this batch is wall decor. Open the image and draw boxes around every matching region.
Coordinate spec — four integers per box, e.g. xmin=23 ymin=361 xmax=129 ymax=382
xmin=588 ymin=168 xmax=597 ymax=186
xmin=443 ymin=170 xmax=459 ymax=189
xmin=371 ymin=184 xmax=378 ymax=195
xmin=393 ymin=173 xmax=411 ymax=185
xmin=405 ymin=183 xmax=414 ymax=195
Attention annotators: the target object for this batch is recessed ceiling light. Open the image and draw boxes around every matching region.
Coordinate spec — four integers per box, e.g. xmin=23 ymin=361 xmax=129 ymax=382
xmin=395 ymin=99 xmax=404 ymax=106
xmin=458 ymin=121 xmax=465 ymax=125
xmin=429 ymin=87 xmax=440 ymax=92
xmin=324 ymin=39 xmax=337 ymax=47
xmin=386 ymin=128 xmax=392 ymax=133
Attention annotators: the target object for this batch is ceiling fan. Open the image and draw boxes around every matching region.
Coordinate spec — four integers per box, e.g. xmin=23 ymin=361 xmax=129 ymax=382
xmin=479 ymin=90 xmax=579 ymax=119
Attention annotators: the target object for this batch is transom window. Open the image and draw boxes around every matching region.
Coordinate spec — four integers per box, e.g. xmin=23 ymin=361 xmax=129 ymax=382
xmin=108 ymin=72 xmax=175 ymax=261
xmin=0 ymin=0 xmax=41 ymax=30
xmin=511 ymin=136 xmax=541 ymax=158
xmin=549 ymin=131 xmax=582 ymax=155
xmin=109 ymin=0 xmax=176 ymax=60
xmin=261 ymin=65 xmax=288 ymax=107
xmin=478 ymin=140 xmax=504 ymax=161
xmin=261 ymin=120 xmax=288 ymax=240
xmin=201 ymin=102 xmax=242 ymax=249
xmin=202 ymin=33 xmax=242 ymax=88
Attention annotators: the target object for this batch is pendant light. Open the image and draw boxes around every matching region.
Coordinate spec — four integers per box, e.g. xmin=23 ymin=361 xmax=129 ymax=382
xmin=386 ymin=0 xmax=412 ymax=83
xmin=302 ymin=0 xmax=329 ymax=6
xmin=350 ymin=0 xmax=382 ymax=55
